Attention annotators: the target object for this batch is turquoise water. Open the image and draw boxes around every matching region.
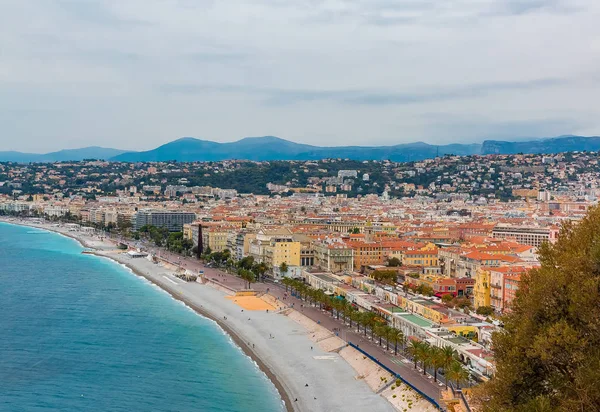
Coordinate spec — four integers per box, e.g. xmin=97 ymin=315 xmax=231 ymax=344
xmin=0 ymin=223 xmax=283 ymax=412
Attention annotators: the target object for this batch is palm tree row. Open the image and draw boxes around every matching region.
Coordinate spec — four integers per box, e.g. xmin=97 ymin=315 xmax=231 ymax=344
xmin=407 ymin=341 xmax=470 ymax=389
xmin=281 ymin=278 xmax=407 ymax=355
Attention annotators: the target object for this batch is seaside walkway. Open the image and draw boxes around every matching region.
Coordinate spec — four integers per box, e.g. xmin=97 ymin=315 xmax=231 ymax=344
xmin=115 ymin=238 xmax=446 ymax=408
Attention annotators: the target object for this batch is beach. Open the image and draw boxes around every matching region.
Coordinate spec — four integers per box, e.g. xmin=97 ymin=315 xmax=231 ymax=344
xmin=1 ymin=218 xmax=405 ymax=412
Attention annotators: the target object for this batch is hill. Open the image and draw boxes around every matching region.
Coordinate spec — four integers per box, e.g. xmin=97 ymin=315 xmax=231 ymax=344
xmin=0 ymin=147 xmax=127 ymax=162
xmin=481 ymin=135 xmax=600 ymax=155
xmin=4 ymin=135 xmax=600 ymax=163
xmin=112 ymin=136 xmax=482 ymax=162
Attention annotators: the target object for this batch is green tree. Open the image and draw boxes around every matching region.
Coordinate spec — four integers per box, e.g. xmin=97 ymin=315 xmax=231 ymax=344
xmin=477 ymin=207 xmax=600 ymax=411
xmin=476 ymin=305 xmax=494 ymax=316
xmin=440 ymin=346 xmax=459 ymax=389
xmin=387 ymin=257 xmax=401 ymax=267
xmin=237 ymin=268 xmax=255 ymax=289
xmin=430 ymin=346 xmax=446 ymax=383
xmin=279 ymin=262 xmax=288 ymax=274
xmin=390 ymin=328 xmax=405 ymax=355
xmin=446 ymin=360 xmax=469 ymax=390
xmin=442 ymin=294 xmax=455 ymax=306
xmin=407 ymin=341 xmax=424 ymax=370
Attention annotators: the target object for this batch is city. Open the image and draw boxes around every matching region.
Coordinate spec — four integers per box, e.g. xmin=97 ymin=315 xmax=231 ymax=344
xmin=2 ymin=150 xmax=597 ymax=411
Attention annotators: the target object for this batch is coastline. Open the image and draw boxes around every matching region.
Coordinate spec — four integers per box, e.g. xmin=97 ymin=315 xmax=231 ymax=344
xmin=104 ymin=254 xmax=294 ymax=412
xmin=1 ymin=219 xmax=402 ymax=412
xmin=3 ymin=219 xmax=439 ymax=412
xmin=0 ymin=219 xmax=293 ymax=412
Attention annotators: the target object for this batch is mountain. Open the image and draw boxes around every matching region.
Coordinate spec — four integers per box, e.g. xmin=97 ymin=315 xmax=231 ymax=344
xmin=481 ymin=135 xmax=600 ymax=155
xmin=112 ymin=136 xmax=482 ymax=162
xmin=4 ymin=135 xmax=600 ymax=163
xmin=0 ymin=147 xmax=127 ymax=163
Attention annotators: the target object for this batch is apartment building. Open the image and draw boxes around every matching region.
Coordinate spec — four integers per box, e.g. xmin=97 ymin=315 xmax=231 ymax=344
xmin=134 ymin=210 xmax=196 ymax=232
xmin=492 ymin=224 xmax=559 ymax=247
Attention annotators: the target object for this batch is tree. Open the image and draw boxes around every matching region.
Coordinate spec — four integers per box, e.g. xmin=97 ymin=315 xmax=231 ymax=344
xmin=446 ymin=360 xmax=469 ymax=390
xmin=371 ymin=270 xmax=397 ymax=285
xmin=442 ymin=293 xmax=455 ymax=306
xmin=430 ymin=346 xmax=446 ymax=383
xmin=238 ymin=256 xmax=255 ymax=270
xmin=390 ymin=328 xmax=404 ymax=355
xmin=407 ymin=341 xmax=423 ymax=370
xmin=440 ymin=346 xmax=459 ymax=389
xmin=477 ymin=206 xmax=600 ymax=411
xmin=476 ymin=305 xmax=494 ymax=316
xmin=416 ymin=284 xmax=434 ymax=297
xmin=279 ymin=262 xmax=288 ymax=274
xmin=237 ymin=268 xmax=255 ymax=289
xmin=351 ymin=227 xmax=360 ymax=234
xmin=252 ymin=262 xmax=268 ymax=281
xmin=387 ymin=257 xmax=401 ymax=267
xmin=374 ymin=324 xmax=386 ymax=347
xmin=420 ymin=342 xmax=433 ymax=375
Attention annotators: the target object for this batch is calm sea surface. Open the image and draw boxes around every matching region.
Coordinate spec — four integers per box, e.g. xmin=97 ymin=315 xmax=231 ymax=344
xmin=0 ymin=223 xmax=283 ymax=412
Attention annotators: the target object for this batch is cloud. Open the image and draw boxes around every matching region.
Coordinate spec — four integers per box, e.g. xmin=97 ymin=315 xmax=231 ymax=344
xmin=54 ymin=0 xmax=151 ymax=27
xmin=160 ymin=77 xmax=568 ymax=106
xmin=0 ymin=0 xmax=599 ymax=151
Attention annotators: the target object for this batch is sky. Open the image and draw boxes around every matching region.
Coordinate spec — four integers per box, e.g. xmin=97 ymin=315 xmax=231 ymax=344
xmin=1 ymin=0 xmax=599 ymax=152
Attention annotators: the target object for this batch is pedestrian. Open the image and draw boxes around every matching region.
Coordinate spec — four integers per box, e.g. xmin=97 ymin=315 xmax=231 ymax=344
xmin=310 ymin=346 xmax=313 ymax=350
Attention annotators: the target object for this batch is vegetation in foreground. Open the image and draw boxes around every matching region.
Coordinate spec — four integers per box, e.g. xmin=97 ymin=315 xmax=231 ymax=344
xmin=475 ymin=207 xmax=600 ymax=411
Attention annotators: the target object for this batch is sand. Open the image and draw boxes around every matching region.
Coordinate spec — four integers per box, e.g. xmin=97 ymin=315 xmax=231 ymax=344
xmin=226 ymin=295 xmax=276 ymax=311
xmin=1 ymin=219 xmax=397 ymax=412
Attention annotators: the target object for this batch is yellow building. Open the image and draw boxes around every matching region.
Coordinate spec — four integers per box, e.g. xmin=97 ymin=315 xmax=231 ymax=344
xmin=402 ymin=247 xmax=439 ymax=267
xmin=266 ymin=239 xmax=301 ymax=268
xmin=447 ymin=325 xmax=479 ymax=342
xmin=183 ymin=224 xmax=193 ymax=241
xmin=202 ymin=228 xmax=230 ymax=253
xmin=473 ymin=268 xmax=491 ymax=309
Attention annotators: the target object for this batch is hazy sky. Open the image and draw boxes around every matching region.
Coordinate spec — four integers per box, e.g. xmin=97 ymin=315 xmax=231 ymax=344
xmin=1 ymin=0 xmax=599 ymax=152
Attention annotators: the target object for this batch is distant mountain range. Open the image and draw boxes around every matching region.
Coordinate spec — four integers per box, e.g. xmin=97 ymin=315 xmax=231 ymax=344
xmin=0 ymin=147 xmax=127 ymax=163
xmin=2 ymin=135 xmax=600 ymax=163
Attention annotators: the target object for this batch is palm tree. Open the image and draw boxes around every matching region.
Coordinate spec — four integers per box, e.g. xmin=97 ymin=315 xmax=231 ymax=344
xmin=339 ymin=300 xmax=350 ymax=324
xmin=390 ymin=328 xmax=404 ymax=355
xmin=315 ymin=289 xmax=326 ymax=310
xmin=407 ymin=341 xmax=423 ymax=369
xmin=440 ymin=346 xmax=459 ymax=389
xmin=382 ymin=325 xmax=394 ymax=351
xmin=332 ymin=299 xmax=342 ymax=320
xmin=359 ymin=312 xmax=373 ymax=337
xmin=430 ymin=346 xmax=446 ymax=383
xmin=445 ymin=360 xmax=469 ymax=389
xmin=363 ymin=312 xmax=377 ymax=340
xmin=374 ymin=324 xmax=385 ymax=346
xmin=351 ymin=310 xmax=362 ymax=333
xmin=420 ymin=343 xmax=433 ymax=375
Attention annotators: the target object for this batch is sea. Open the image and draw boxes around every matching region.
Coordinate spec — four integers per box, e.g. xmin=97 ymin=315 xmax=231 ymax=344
xmin=0 ymin=223 xmax=284 ymax=412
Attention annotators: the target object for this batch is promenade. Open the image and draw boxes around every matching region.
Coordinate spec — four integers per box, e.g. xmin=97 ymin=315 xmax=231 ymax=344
xmin=120 ymin=237 xmax=446 ymax=408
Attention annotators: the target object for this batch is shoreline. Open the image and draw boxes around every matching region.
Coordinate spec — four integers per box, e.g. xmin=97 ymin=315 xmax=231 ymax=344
xmin=100 ymin=253 xmax=294 ymax=412
xmin=0 ymin=219 xmax=293 ymax=412
xmin=1 ymin=218 xmax=402 ymax=412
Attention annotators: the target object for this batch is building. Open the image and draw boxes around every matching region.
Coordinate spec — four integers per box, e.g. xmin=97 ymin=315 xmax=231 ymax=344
xmin=473 ymin=268 xmax=491 ymax=309
xmin=492 ymin=224 xmax=558 ymax=247
xmin=134 ymin=210 xmax=196 ymax=232
xmin=313 ymin=239 xmax=354 ymax=273
xmin=503 ymin=273 xmax=522 ymax=312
